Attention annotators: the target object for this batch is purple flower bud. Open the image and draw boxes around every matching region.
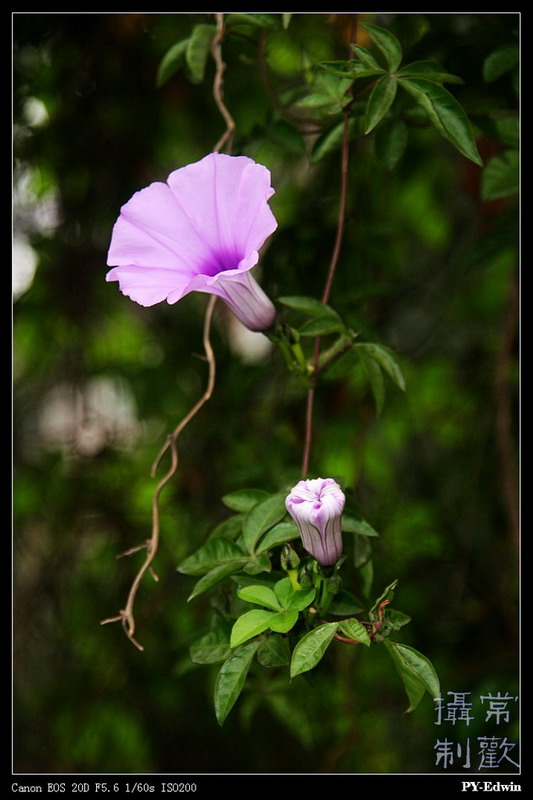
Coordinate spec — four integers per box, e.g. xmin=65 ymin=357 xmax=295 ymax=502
xmin=285 ymin=478 xmax=345 ymax=566
xmin=106 ymin=152 xmax=278 ymax=332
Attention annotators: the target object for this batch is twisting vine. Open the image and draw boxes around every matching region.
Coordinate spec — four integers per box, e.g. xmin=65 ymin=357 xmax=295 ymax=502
xmin=101 ymin=12 xmax=235 ymax=649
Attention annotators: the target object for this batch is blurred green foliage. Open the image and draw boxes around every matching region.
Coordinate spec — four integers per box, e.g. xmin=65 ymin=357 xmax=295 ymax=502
xmin=13 ymin=13 xmax=518 ymax=773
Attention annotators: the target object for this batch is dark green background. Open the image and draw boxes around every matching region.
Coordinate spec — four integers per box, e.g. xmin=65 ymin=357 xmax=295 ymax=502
xmin=13 ymin=13 xmax=519 ymax=774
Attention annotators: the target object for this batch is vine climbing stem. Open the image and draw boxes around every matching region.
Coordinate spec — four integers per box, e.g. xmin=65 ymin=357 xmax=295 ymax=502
xmin=300 ymin=108 xmax=351 ymax=478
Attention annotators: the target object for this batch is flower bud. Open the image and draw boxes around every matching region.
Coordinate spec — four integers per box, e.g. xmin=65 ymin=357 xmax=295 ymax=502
xmin=285 ymin=478 xmax=345 ymax=566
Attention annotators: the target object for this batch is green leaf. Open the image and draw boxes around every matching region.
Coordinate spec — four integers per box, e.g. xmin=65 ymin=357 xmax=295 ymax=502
xmin=342 ymin=511 xmax=379 ymax=537
xmin=186 ymin=24 xmax=216 ymax=84
xmin=294 ymin=73 xmax=352 ymax=115
xmin=190 ymin=626 xmax=232 ymax=664
xmin=290 ymin=622 xmax=338 ymax=678
xmin=187 ymin=560 xmax=248 ymax=601
xmin=255 ymin=521 xmax=299 ymax=554
xmin=269 ymin=609 xmax=299 ymax=633
xmin=208 ymin=514 xmax=244 ymax=541
xmin=222 ymin=489 xmax=269 ymax=513
xmin=481 ymin=150 xmax=519 ymax=201
xmin=282 ymin=13 xmax=292 ymax=29
xmin=365 ymin=75 xmax=398 ymax=134
xmin=243 ymin=552 xmax=272 ymax=575
xmin=257 ymin=634 xmax=291 ymax=667
xmin=355 ymin=342 xmax=406 ymax=391
xmin=230 ymin=609 xmax=277 ymax=648
xmin=298 ymin=316 xmax=345 ymax=337
xmin=398 ymin=77 xmax=482 ymax=165
xmin=369 ymin=578 xmax=398 ymax=621
xmin=398 ymin=60 xmax=464 ymax=84
xmin=242 ymin=493 xmax=288 ymax=554
xmin=379 ymin=608 xmax=412 ymax=638
xmin=328 ymin=590 xmax=365 ymax=616
xmin=383 ymin=640 xmax=440 ymax=712
xmin=375 ymin=119 xmax=408 ymax=170
xmin=337 ymin=618 xmax=371 ymax=647
xmin=351 ymin=44 xmax=383 ymax=71
xmin=353 ymin=534 xmax=373 ymax=569
xmin=360 ymin=22 xmax=403 ymax=72
xmin=226 ymin=13 xmax=278 ymax=29
xmin=214 ymin=640 xmax=261 ymax=725
xmin=359 ymin=349 xmax=385 ymax=415
xmin=178 ymin=538 xmax=246 ymax=576
xmin=278 ymin=296 xmax=341 ymax=319
xmin=156 ymin=38 xmax=189 ymax=88
xmin=483 ymin=44 xmax=519 ymax=83
xmin=265 ymin=692 xmax=314 ymax=748
xmin=274 ymin=577 xmax=315 ymax=612
xmin=237 ymin=585 xmax=281 ymax=612
xmin=311 ymin=117 xmax=362 ymax=164
xmin=359 ymin=558 xmax=374 ymax=599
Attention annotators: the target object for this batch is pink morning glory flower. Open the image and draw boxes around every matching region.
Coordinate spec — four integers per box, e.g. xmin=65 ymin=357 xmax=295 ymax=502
xmin=286 ymin=478 xmax=345 ymax=566
xmin=106 ymin=152 xmax=278 ymax=332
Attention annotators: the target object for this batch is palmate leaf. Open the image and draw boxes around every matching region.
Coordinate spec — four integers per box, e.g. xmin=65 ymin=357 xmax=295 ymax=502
xmin=355 ymin=342 xmax=406 ymax=391
xmin=255 ymin=521 xmax=299 ymax=554
xmin=398 ymin=60 xmax=464 ymax=84
xmin=190 ymin=625 xmax=232 ymax=664
xmin=178 ymin=538 xmax=247 ymax=576
xmin=359 ymin=22 xmax=403 ymax=72
xmin=365 ymin=75 xmax=398 ymax=134
xmin=398 ymin=77 xmax=482 ymax=165
xmin=375 ymin=119 xmax=408 ymax=171
xmin=187 ymin=560 xmax=248 ymax=602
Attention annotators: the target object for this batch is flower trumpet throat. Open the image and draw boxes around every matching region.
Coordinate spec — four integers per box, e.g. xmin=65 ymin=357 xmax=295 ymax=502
xmin=106 ymin=152 xmax=278 ymax=332
xmin=285 ymin=478 xmax=345 ymax=566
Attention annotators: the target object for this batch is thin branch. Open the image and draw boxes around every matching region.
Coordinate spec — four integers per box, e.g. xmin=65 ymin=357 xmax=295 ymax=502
xmin=300 ymin=109 xmax=351 ymax=477
xmin=211 ymin=13 xmax=235 ymax=155
xmin=101 ymin=296 xmax=217 ymax=650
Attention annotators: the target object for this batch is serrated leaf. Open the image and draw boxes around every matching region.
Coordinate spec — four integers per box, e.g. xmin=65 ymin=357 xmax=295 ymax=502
xmin=278 ymin=295 xmax=340 ymax=319
xmin=222 ymin=489 xmax=269 ymax=513
xmin=230 ymin=609 xmax=277 ymax=648
xmin=365 ymin=75 xmax=398 ymax=134
xmin=290 ymin=622 xmax=338 ymax=678
xmin=337 ymin=618 xmax=371 ymax=646
xmin=483 ymin=44 xmax=519 ymax=83
xmin=156 ymin=38 xmax=189 ymax=88
xmin=298 ymin=316 xmax=345 ymax=337
xmin=214 ymin=640 xmax=260 ymax=725
xmin=342 ymin=511 xmax=379 ymax=537
xmin=208 ymin=514 xmax=244 ymax=541
xmin=355 ymin=342 xmax=406 ymax=391
xmin=257 ymin=634 xmax=291 ymax=667
xmin=269 ymin=609 xmax=299 ymax=633
xmin=242 ymin=493 xmax=288 ymax=554
xmin=360 ymin=22 xmax=403 ymax=72
xmin=398 ymin=60 xmax=464 ymax=84
xmin=256 ymin=521 xmax=299 ymax=554
xmin=187 ymin=560 xmax=248 ymax=601
xmin=481 ymin=150 xmax=519 ymax=201
xmin=186 ymin=24 xmax=216 ymax=84
xmin=383 ymin=640 xmax=440 ymax=712
xmin=178 ymin=538 xmax=246 ymax=576
xmin=375 ymin=119 xmax=408 ymax=170
xmin=351 ymin=44 xmax=383 ymax=71
xmin=398 ymin=77 xmax=482 ymax=165
xmin=237 ymin=585 xmax=281 ymax=611
xmin=190 ymin=626 xmax=232 ymax=664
